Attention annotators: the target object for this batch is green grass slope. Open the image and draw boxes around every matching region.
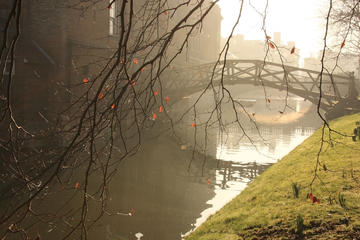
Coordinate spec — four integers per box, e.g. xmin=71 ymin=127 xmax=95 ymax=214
xmin=186 ymin=114 xmax=360 ymax=240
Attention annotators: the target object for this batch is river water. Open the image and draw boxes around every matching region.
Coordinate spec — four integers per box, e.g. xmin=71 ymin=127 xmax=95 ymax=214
xmin=89 ymin=87 xmax=323 ymax=240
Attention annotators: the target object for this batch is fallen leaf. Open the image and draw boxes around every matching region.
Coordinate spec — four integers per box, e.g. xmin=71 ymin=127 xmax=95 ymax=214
xmin=307 ymin=193 xmax=320 ymax=204
xmin=129 ymin=209 xmax=135 ymax=216
xmin=307 ymin=193 xmax=313 ymax=200
xmin=290 ymin=46 xmax=295 ymax=54
xmin=341 ymin=41 xmax=345 ymax=48
xmin=82 ymin=78 xmax=89 ymax=83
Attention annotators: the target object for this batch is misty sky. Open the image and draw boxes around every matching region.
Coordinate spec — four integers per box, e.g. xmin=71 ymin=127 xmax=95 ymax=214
xmin=218 ymin=0 xmax=328 ymax=59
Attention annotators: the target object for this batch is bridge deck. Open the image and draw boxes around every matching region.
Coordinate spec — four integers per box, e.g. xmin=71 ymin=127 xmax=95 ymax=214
xmin=164 ymin=60 xmax=355 ymax=111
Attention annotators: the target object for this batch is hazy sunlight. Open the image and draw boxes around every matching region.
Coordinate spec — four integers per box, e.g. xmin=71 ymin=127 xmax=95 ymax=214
xmin=217 ymin=0 xmax=328 ymax=59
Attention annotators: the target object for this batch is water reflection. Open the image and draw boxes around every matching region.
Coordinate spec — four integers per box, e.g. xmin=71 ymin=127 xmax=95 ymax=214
xmin=90 ymin=93 xmax=322 ymax=240
xmin=183 ymin=96 xmax=322 ymax=236
xmin=90 ymin=134 xmax=216 ymax=240
xmin=216 ymin=125 xmax=315 ymax=163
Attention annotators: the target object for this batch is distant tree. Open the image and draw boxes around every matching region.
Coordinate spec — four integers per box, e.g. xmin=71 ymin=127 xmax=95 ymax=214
xmin=331 ymin=0 xmax=360 ymax=54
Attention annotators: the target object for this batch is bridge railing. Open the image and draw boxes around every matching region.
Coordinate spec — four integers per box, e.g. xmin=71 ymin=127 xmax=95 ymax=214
xmin=163 ymin=59 xmax=354 ymax=110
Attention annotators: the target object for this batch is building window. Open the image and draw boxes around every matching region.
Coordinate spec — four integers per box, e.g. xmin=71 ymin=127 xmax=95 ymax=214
xmin=109 ymin=0 xmax=118 ymax=35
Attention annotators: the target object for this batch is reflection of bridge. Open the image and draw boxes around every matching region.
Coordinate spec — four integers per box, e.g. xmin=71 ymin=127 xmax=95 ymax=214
xmin=197 ymin=157 xmax=271 ymax=190
xmin=215 ymin=161 xmax=271 ymax=190
xmin=165 ymin=60 xmax=356 ymax=111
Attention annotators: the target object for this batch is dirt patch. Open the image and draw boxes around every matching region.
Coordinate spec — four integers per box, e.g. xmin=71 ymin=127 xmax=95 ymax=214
xmin=237 ymin=221 xmax=360 ymax=240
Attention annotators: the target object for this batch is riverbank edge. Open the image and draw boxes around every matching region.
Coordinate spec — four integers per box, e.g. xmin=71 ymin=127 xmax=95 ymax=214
xmin=185 ymin=113 xmax=360 ymax=240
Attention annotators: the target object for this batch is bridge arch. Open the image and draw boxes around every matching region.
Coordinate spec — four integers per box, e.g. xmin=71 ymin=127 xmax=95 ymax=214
xmin=164 ymin=60 xmax=355 ymax=111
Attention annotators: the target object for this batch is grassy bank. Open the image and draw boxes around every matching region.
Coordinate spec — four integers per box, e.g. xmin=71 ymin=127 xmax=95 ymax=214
xmin=186 ymin=114 xmax=360 ymax=240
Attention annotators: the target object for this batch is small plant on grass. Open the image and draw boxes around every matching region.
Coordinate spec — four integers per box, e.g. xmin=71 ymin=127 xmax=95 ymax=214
xmin=292 ymin=183 xmax=300 ymax=198
xmin=338 ymin=193 xmax=347 ymax=210
xmin=296 ymin=214 xmax=304 ymax=235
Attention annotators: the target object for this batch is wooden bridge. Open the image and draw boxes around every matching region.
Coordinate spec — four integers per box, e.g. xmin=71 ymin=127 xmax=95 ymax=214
xmin=164 ymin=60 xmax=357 ymax=111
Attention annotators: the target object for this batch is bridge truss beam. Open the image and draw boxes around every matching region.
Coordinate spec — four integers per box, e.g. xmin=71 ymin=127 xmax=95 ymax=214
xmin=165 ymin=60 xmax=354 ymax=111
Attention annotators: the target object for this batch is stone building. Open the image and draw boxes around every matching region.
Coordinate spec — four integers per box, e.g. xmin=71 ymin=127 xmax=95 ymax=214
xmin=164 ymin=1 xmax=222 ymax=65
xmin=185 ymin=4 xmax=222 ymax=64
xmin=1 ymin=0 xmax=222 ymax=134
xmin=226 ymin=32 xmax=300 ymax=68
xmin=1 ymin=0 xmax=121 ymax=133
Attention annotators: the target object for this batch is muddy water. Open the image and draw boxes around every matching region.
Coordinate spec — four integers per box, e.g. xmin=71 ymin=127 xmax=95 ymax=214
xmin=90 ymin=89 xmax=323 ymax=240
